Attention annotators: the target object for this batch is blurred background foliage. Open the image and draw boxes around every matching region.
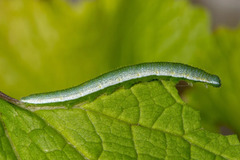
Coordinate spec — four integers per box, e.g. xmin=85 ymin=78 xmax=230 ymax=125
xmin=0 ymin=0 xmax=239 ymax=136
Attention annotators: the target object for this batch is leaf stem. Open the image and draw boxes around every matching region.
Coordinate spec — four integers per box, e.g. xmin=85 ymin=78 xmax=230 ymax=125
xmin=0 ymin=91 xmax=21 ymax=105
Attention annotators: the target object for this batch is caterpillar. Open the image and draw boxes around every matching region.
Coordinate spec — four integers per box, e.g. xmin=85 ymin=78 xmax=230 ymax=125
xmin=19 ymin=62 xmax=220 ymax=106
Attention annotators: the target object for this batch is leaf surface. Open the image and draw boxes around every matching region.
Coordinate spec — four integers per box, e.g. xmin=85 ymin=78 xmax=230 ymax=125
xmin=0 ymin=81 xmax=239 ymax=159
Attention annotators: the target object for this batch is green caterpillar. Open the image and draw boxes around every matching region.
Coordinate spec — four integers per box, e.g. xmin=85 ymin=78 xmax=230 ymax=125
xmin=19 ymin=62 xmax=220 ymax=105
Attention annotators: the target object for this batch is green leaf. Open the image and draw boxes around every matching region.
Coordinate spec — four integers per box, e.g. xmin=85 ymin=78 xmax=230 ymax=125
xmin=0 ymin=81 xmax=239 ymax=159
xmin=188 ymin=27 xmax=240 ymax=133
xmin=1 ymin=0 xmax=240 ymax=149
xmin=0 ymin=121 xmax=17 ymax=160
xmin=0 ymin=0 xmax=210 ymax=99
